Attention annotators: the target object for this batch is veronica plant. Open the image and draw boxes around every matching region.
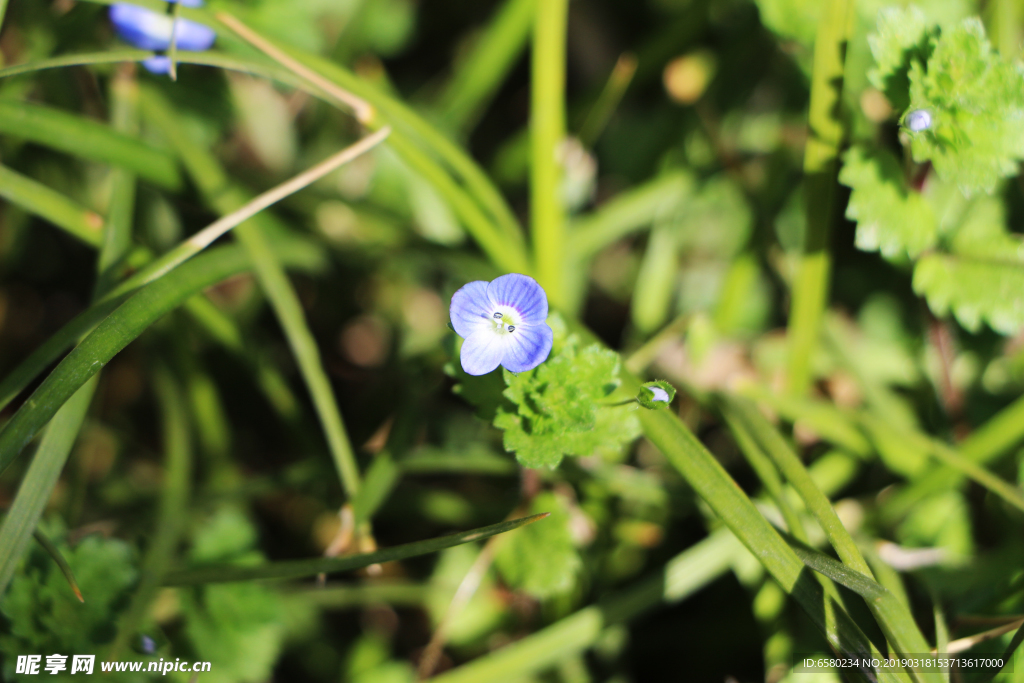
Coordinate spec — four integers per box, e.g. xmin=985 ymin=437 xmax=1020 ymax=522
xmin=109 ymin=0 xmax=215 ymax=74
xmin=449 ymin=273 xmax=554 ymax=376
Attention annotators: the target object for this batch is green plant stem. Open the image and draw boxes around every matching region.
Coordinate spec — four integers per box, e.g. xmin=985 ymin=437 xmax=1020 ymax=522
xmin=785 ymin=0 xmax=853 ymax=396
xmin=530 ymin=0 xmax=569 ymax=303
xmin=861 ymin=413 xmax=1024 ymax=514
xmin=723 ymin=397 xmax=949 ymax=681
xmin=106 ymin=126 xmax=390 ymax=301
xmin=0 ymin=378 xmax=97 ymax=598
xmin=435 ymin=0 xmax=537 ymax=133
xmin=206 ymin=10 xmax=527 ymax=258
xmin=0 ymin=235 xmax=321 ymax=415
xmin=162 ymin=514 xmax=548 ymax=585
xmin=167 ymin=0 xmax=181 ymax=81
xmin=737 ymin=384 xmax=873 ymax=457
xmin=108 ymin=369 xmax=191 ymax=660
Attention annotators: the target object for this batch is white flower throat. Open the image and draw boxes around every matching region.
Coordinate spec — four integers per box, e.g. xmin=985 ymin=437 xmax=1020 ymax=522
xmin=491 ymin=306 xmax=519 ymax=334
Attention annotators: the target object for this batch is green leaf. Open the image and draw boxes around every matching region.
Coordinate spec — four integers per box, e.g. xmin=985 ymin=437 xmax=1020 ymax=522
xmin=839 ymin=146 xmax=938 ymax=258
xmin=0 ymin=534 xmax=137 ymax=657
xmin=907 ymin=18 xmax=1024 ymax=195
xmin=868 ymin=6 xmax=936 ymax=112
xmin=913 ymin=253 xmax=1024 ymax=334
xmin=494 ymin=492 xmax=582 ymax=598
xmin=912 ymin=196 xmax=1024 ymax=333
xmin=494 ymin=336 xmax=640 ymax=468
xmin=180 ymin=508 xmax=286 ymax=683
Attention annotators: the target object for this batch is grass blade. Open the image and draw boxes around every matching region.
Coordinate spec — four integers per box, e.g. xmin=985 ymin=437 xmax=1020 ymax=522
xmin=0 ymin=164 xmax=104 ymax=247
xmin=570 ymin=171 xmax=693 ymax=259
xmin=725 ymin=395 xmax=873 ymax=575
xmin=96 ymin=64 xmax=141 ymax=297
xmin=161 ymin=514 xmax=549 ymax=585
xmin=0 ymin=243 xmax=318 ymax=477
xmin=723 ymin=408 xmax=808 ymax=542
xmin=435 ymin=0 xmax=536 ymax=132
xmin=530 ymin=0 xmax=569 ymax=305
xmin=0 ymin=377 xmax=97 ymax=597
xmin=861 ymin=413 xmax=1024 ymax=514
xmin=108 ymin=369 xmax=192 ymax=660
xmin=884 ymin=393 xmax=1024 ymax=521
xmin=0 ymin=99 xmax=181 ymax=190
xmin=725 ymin=396 xmax=942 ymax=681
xmin=31 ymin=530 xmax=84 ymax=602
xmin=139 ymin=84 xmax=365 ymax=499
xmin=107 ymin=126 xmax=391 ymax=300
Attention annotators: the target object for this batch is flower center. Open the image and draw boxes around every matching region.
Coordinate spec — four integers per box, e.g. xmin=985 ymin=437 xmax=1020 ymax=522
xmin=490 ymin=306 xmax=519 ymax=334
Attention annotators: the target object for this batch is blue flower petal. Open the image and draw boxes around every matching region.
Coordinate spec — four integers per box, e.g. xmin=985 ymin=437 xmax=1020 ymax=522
xmin=171 ymin=17 xmax=216 ymax=51
xmin=487 ymin=273 xmax=548 ymax=325
xmin=110 ymin=4 xmax=216 ymax=53
xmin=142 ymin=56 xmax=172 ymax=74
xmin=449 ymin=280 xmax=492 ymax=339
xmin=110 ymin=5 xmax=172 ymax=51
xmin=501 ymin=323 xmax=553 ymax=373
xmin=460 ymin=329 xmax=506 ymax=376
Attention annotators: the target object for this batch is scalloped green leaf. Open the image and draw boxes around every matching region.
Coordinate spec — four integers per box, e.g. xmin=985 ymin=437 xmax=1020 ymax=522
xmin=907 ymin=18 xmax=1024 ymax=195
xmin=839 ymin=145 xmax=938 ymax=258
xmin=494 ymin=336 xmax=640 ymax=468
xmin=912 ymin=196 xmax=1024 ymax=333
xmin=868 ymin=6 xmax=936 ymax=111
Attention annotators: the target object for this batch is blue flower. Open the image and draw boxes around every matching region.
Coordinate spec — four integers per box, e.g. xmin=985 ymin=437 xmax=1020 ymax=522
xmin=109 ymin=2 xmax=216 ymax=74
xmin=450 ymin=273 xmax=554 ymax=376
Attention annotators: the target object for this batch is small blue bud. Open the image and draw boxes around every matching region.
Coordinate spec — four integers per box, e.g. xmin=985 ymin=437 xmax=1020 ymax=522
xmin=636 ymin=380 xmax=676 ymax=410
xmin=905 ymin=109 xmax=932 ymax=132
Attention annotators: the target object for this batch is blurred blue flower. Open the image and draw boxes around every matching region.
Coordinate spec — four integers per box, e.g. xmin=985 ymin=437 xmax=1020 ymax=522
xmin=109 ymin=1 xmax=215 ymax=74
xmin=450 ymin=273 xmax=554 ymax=376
